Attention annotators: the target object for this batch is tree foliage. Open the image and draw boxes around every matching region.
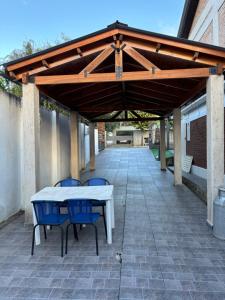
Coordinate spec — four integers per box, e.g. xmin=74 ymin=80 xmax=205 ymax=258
xmin=128 ymin=111 xmax=159 ymax=131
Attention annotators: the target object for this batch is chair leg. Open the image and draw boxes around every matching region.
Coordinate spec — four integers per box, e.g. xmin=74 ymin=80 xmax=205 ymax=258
xmin=31 ymin=224 xmax=39 ymax=256
xmin=73 ymin=224 xmax=78 ymax=241
xmin=102 ymin=206 xmax=107 ymax=240
xmin=59 ymin=226 xmax=64 ymax=257
xmin=92 ymin=224 xmax=99 ymax=256
xmin=43 ymin=226 xmax=47 ymax=240
xmin=65 ymin=223 xmax=70 ymax=255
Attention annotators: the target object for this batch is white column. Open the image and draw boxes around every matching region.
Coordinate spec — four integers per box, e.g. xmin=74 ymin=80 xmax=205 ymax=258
xmin=160 ymin=119 xmax=166 ymax=171
xmin=207 ymin=74 xmax=224 ymax=226
xmin=52 ymin=111 xmax=60 ymax=185
xmin=22 ymin=83 xmax=40 ymax=224
xmin=89 ymin=123 xmax=95 ymax=171
xmin=173 ymin=108 xmax=182 ymax=185
xmin=70 ymin=112 xmax=80 ymax=179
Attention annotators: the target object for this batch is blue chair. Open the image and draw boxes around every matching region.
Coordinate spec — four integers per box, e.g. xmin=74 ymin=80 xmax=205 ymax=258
xmin=65 ymin=199 xmax=100 ymax=255
xmin=83 ymin=178 xmax=109 ymax=239
xmin=54 ymin=178 xmax=81 ymax=187
xmin=31 ymin=201 xmax=68 ymax=257
xmin=54 ymin=177 xmax=81 ymax=236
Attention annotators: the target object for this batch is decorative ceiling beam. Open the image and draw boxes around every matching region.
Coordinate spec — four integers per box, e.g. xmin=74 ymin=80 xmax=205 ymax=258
xmin=79 ymin=46 xmax=114 ymax=75
xmin=110 ymin=111 xmax=123 ymax=120
xmin=130 ymin=110 xmax=141 ymax=118
xmin=35 ymin=67 xmax=211 ymax=85
xmin=123 ymin=45 xmax=159 ymax=71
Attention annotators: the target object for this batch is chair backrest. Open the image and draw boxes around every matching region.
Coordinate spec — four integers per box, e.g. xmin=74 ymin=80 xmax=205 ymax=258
xmin=84 ymin=177 xmax=110 ymax=186
xmin=54 ymin=178 xmax=81 ymax=187
xmin=66 ymin=199 xmax=93 ymax=221
xmin=32 ymin=201 xmax=60 ymax=224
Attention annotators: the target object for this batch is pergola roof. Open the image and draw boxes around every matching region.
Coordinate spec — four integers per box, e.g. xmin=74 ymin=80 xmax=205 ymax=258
xmin=4 ymin=21 xmax=225 ymax=121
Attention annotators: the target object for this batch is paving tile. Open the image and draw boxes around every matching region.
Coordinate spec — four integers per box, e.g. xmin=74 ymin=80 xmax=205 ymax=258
xmin=1 ymin=148 xmax=225 ymax=299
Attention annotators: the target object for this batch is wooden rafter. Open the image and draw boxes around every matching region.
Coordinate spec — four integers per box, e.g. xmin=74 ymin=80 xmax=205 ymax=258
xmin=115 ymin=40 xmax=123 ymax=79
xmin=125 ymin=41 xmax=225 ymax=67
xmin=7 ymin=29 xmax=119 ymax=72
xmin=91 ymin=116 xmax=163 ymax=122
xmin=130 ymin=110 xmax=141 ymax=118
xmin=111 ymin=111 xmax=122 ymax=120
xmin=79 ymin=46 xmax=114 ymax=75
xmin=35 ymin=68 xmax=211 ymax=85
xmin=123 ymin=45 xmax=159 ymax=71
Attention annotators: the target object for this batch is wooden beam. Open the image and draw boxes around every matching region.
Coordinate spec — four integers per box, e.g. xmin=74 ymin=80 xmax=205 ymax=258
xmin=115 ymin=40 xmax=123 ymax=79
xmin=91 ymin=117 xmax=163 ymax=122
xmin=42 ymin=59 xmax=49 ymax=68
xmin=22 ymin=72 xmax=29 ymax=84
xmin=130 ymin=110 xmax=141 ymax=118
xmin=125 ymin=41 xmax=225 ymax=67
xmin=111 ymin=111 xmax=122 ymax=119
xmin=35 ymin=67 xmax=211 ymax=85
xmin=7 ymin=29 xmax=119 ymax=72
xmin=80 ymin=46 xmax=114 ymax=75
xmin=124 ymin=45 xmax=159 ymax=70
xmin=119 ymin=28 xmax=225 ymax=61
xmin=14 ymin=43 xmax=112 ymax=80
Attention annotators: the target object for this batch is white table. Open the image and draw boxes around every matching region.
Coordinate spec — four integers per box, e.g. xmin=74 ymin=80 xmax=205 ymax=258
xmin=31 ymin=185 xmax=114 ymax=244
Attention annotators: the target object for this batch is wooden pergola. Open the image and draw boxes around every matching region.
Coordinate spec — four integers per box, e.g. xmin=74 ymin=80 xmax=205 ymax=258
xmin=4 ymin=21 xmax=225 ymax=226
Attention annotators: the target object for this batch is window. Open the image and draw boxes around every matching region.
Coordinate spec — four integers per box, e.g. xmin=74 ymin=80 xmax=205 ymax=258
xmin=116 ymin=131 xmax=133 ymax=136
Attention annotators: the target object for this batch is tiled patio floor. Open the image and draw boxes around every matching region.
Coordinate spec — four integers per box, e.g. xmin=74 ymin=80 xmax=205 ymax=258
xmin=1 ymin=147 xmax=225 ymax=299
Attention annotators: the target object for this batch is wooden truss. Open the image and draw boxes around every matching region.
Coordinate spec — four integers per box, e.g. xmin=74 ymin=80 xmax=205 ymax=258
xmin=91 ymin=110 xmax=163 ymax=122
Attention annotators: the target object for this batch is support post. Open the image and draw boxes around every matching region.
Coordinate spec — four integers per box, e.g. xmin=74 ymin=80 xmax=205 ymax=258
xmin=70 ymin=112 xmax=80 ymax=179
xmin=52 ymin=111 xmax=61 ymax=184
xmin=89 ymin=123 xmax=95 ymax=171
xmin=22 ymin=83 xmax=40 ymax=224
xmin=173 ymin=108 xmax=182 ymax=185
xmin=207 ymin=75 xmax=224 ymax=226
xmin=166 ymin=118 xmax=170 ymax=150
xmin=160 ymin=119 xmax=166 ymax=171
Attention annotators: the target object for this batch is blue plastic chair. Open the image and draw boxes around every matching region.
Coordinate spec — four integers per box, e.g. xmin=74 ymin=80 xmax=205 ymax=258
xmin=54 ymin=178 xmax=81 ymax=187
xmin=65 ymin=199 xmax=100 ymax=255
xmin=83 ymin=178 xmax=110 ymax=239
xmin=54 ymin=177 xmax=81 ymax=236
xmin=31 ymin=201 xmax=68 ymax=257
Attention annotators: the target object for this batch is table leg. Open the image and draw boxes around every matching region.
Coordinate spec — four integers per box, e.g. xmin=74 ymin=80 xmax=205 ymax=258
xmin=106 ymin=200 xmax=112 ymax=244
xmin=32 ymin=207 xmax=40 ymax=245
xmin=111 ymin=198 xmax=115 ymax=229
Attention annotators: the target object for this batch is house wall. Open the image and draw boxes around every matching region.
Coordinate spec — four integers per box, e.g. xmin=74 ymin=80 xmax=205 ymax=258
xmin=0 ymin=90 xmax=97 ymax=223
xmin=181 ymin=0 xmax=225 ymax=179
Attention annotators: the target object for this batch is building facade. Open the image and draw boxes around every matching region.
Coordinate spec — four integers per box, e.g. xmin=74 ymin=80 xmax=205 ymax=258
xmin=178 ymin=0 xmax=225 ymax=179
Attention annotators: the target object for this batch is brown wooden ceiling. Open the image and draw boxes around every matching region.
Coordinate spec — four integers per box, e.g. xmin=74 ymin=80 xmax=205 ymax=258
xmin=4 ymin=21 xmax=225 ymax=120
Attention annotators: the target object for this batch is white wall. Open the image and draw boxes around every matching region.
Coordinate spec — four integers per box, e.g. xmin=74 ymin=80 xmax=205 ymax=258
xmin=0 ymin=91 xmax=22 ymax=222
xmin=0 ymin=90 xmax=71 ymax=223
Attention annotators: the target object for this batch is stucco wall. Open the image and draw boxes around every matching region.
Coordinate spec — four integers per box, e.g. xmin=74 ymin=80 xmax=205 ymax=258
xmin=0 ymin=91 xmax=22 ymax=222
xmin=219 ymin=1 xmax=225 ymax=46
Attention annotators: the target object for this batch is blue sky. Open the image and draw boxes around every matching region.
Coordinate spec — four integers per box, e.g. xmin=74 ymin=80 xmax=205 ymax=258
xmin=0 ymin=0 xmax=185 ymax=60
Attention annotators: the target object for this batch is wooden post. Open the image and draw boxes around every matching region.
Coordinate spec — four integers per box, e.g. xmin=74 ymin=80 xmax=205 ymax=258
xmin=89 ymin=123 xmax=95 ymax=171
xmin=70 ymin=112 xmax=80 ymax=179
xmin=160 ymin=119 xmax=166 ymax=170
xmin=52 ymin=111 xmax=61 ymax=184
xmin=206 ymin=74 xmax=224 ymax=226
xmin=22 ymin=83 xmax=40 ymax=224
xmin=173 ymin=108 xmax=182 ymax=185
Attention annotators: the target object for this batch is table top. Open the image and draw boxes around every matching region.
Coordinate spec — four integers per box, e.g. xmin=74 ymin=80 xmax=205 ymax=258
xmin=31 ymin=185 xmax=114 ymax=202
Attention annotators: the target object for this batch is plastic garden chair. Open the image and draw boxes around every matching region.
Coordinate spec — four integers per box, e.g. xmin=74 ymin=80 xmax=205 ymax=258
xmin=31 ymin=201 xmax=68 ymax=257
xmin=54 ymin=178 xmax=82 ymax=187
xmin=83 ymin=178 xmax=109 ymax=239
xmin=65 ymin=199 xmax=100 ymax=255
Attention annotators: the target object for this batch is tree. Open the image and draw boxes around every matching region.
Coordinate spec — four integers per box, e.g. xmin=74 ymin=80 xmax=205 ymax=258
xmin=0 ymin=34 xmax=70 ymax=98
